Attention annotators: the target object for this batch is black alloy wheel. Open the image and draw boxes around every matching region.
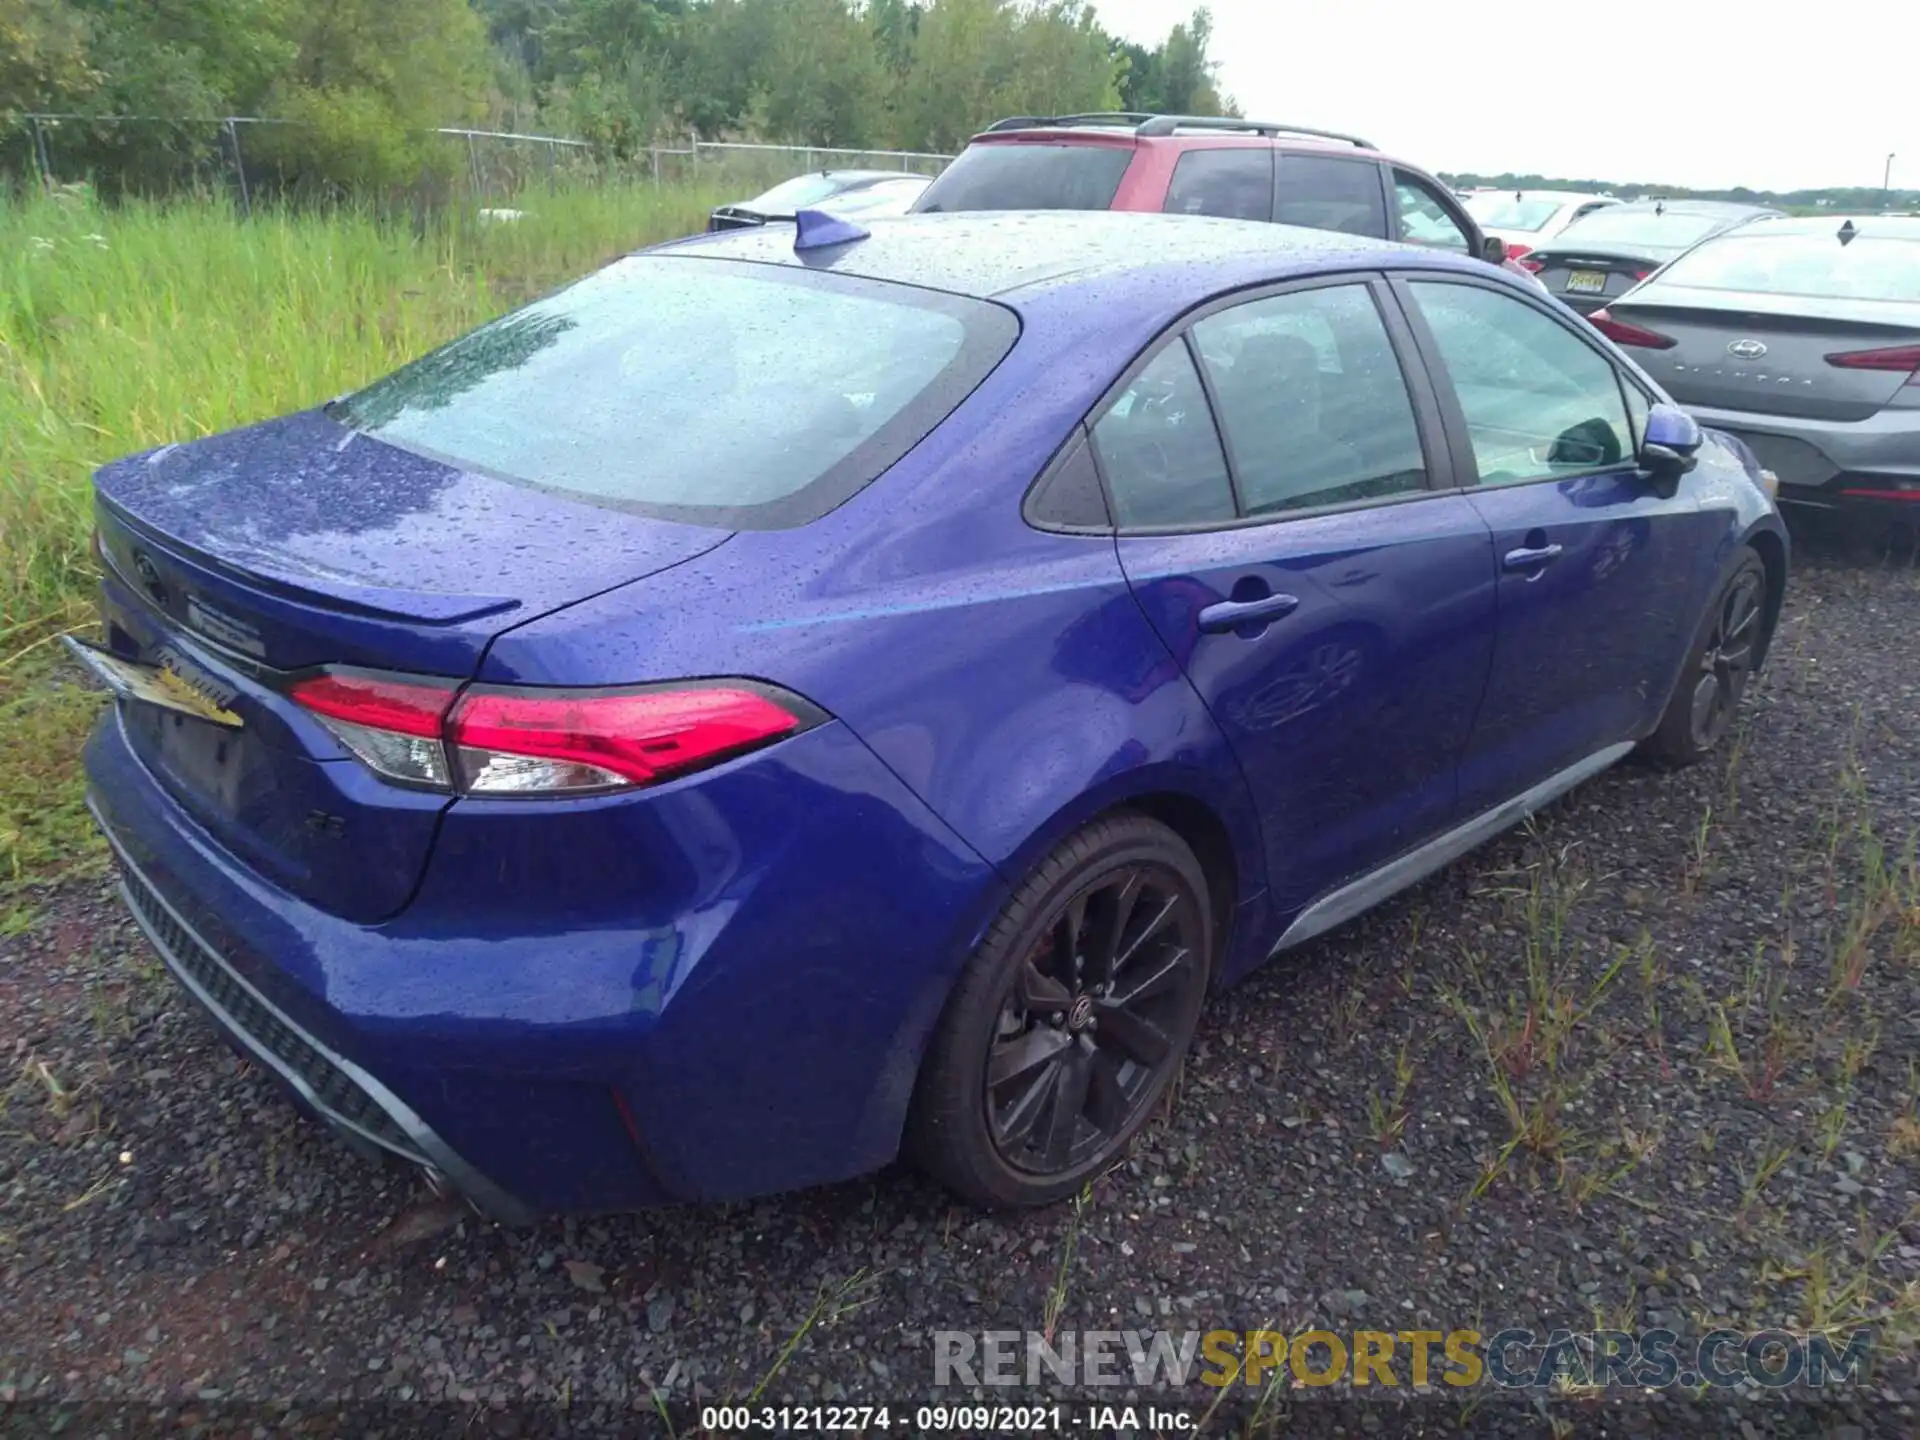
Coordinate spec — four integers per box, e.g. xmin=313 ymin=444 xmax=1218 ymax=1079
xmin=986 ymin=863 xmax=1205 ymax=1174
xmin=908 ymin=814 xmax=1214 ymax=1207
xmin=1688 ymin=564 xmax=1764 ymax=751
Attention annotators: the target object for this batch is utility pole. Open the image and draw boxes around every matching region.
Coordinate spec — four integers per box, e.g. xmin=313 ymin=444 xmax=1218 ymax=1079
xmin=1886 ymin=153 xmax=1897 ymax=211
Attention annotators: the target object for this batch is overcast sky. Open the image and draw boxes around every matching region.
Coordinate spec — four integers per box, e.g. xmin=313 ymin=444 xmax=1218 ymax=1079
xmin=1090 ymin=0 xmax=1913 ymax=193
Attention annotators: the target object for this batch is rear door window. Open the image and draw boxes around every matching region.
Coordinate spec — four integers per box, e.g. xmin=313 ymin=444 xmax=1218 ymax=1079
xmin=342 ymin=256 xmax=1017 ymax=528
xmin=1191 ymin=284 xmax=1429 ymax=515
xmin=1273 ymin=154 xmax=1387 ymax=237
xmin=1394 ymin=173 xmax=1474 ymax=254
xmin=1092 ymin=343 xmax=1236 ymax=528
xmin=913 ymin=143 xmax=1135 ymax=212
xmin=1165 ymin=148 xmax=1275 ymax=221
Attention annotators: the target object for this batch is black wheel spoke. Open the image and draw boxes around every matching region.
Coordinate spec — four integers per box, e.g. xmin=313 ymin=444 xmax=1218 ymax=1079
xmin=1096 ymin=1005 xmax=1172 ymax=1067
xmin=1054 ymin=890 xmax=1090 ymax=976
xmin=1089 ymin=869 xmax=1145 ymax=984
xmin=1018 ymin=961 xmax=1072 ymax=1013
xmin=1084 ymin=1047 xmax=1129 ymax=1132
xmin=1108 ymin=946 xmax=1190 ymax=1010
xmin=989 ymin=1026 xmax=1072 ymax=1089
xmin=996 ymin=1066 xmax=1057 ymax=1149
xmin=1111 ymin=899 xmax=1181 ymax=984
xmin=1041 ymin=1043 xmax=1094 ymax=1166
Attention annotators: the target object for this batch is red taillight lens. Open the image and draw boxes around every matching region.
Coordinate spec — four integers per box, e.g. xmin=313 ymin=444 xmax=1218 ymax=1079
xmin=1505 ymin=242 xmax=1532 ymax=260
xmin=290 ymin=672 xmax=453 ymax=737
xmin=291 ymin=671 xmax=457 ymax=786
xmin=290 ymin=671 xmax=810 ymax=795
xmin=1633 ymin=269 xmax=1654 ymax=281
xmin=1519 ymin=257 xmax=1544 ymax=273
xmin=1588 ymin=308 xmax=1677 ymax=350
xmin=1825 ymin=344 xmax=1920 ymax=382
xmin=448 ymin=686 xmax=802 ymax=793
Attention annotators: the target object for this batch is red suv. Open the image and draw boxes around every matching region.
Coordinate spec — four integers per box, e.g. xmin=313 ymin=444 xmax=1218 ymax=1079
xmin=912 ymin=112 xmax=1508 ymax=268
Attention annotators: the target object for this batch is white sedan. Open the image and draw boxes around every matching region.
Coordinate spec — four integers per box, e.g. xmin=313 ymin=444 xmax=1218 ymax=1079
xmin=1464 ymin=189 xmax=1619 ymax=260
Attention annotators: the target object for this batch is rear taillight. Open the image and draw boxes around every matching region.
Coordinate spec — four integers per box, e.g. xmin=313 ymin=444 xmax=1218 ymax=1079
xmin=1518 ymin=257 xmax=1544 ymax=273
xmin=1505 ymin=242 xmax=1533 ymax=260
xmin=1633 ymin=269 xmax=1655 ymax=281
xmin=1825 ymin=344 xmax=1920 ymax=384
xmin=291 ymin=671 xmax=458 ymax=787
xmin=449 ymin=687 xmax=804 ymax=794
xmin=1588 ymin=308 xmax=1677 ymax=350
xmin=291 ymin=671 xmax=814 ymax=795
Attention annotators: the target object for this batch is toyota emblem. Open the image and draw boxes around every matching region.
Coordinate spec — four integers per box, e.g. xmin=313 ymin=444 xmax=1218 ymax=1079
xmin=1727 ymin=339 xmax=1768 ymax=360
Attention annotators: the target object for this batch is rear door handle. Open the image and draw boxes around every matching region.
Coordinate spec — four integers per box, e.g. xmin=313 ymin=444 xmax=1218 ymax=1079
xmin=1502 ymin=543 xmax=1564 ymax=572
xmin=1198 ymin=593 xmax=1300 ymax=634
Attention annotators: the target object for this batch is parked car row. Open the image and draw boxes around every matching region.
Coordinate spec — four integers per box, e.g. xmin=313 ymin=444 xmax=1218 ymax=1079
xmin=1588 ymin=214 xmax=1920 ymax=519
xmin=73 ymin=110 xmax=1797 ymax=1220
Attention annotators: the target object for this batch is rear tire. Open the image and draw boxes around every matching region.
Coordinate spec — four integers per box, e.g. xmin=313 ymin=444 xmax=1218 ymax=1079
xmin=1640 ymin=548 xmax=1767 ymax=769
xmin=907 ymin=814 xmax=1213 ymax=1208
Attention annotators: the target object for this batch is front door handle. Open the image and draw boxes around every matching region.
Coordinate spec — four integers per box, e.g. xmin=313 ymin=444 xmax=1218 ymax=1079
xmin=1502 ymin=543 xmax=1564 ymax=572
xmin=1198 ymin=593 xmax=1301 ymax=634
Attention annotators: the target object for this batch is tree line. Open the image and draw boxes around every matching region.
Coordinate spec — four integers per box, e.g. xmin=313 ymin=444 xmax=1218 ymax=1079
xmin=0 ymin=0 xmax=1233 ymax=192
xmin=1447 ymin=172 xmax=1917 ymax=215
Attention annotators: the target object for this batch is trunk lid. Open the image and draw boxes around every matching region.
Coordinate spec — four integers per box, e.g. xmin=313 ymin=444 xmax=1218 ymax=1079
xmin=1608 ymin=288 xmax=1920 ymax=421
xmin=1529 ymin=243 xmax=1677 ymax=311
xmin=92 ymin=410 xmax=731 ymax=921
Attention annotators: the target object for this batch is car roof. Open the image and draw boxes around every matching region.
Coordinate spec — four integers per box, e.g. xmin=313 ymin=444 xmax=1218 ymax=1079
xmin=655 ymin=209 xmax=1475 ymax=304
xmin=1599 ymin=199 xmax=1777 ymax=217
xmin=966 ymin=113 xmax=1386 ymax=159
xmin=1471 ymin=189 xmax=1609 ymax=203
xmin=1734 ymin=213 xmax=1920 ymax=238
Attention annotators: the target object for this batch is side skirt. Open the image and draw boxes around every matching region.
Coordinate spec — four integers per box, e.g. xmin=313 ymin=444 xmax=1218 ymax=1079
xmin=1270 ymin=742 xmax=1636 ymax=955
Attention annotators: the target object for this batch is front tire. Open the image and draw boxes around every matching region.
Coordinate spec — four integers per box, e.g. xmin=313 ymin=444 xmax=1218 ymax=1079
xmin=907 ymin=814 xmax=1213 ymax=1208
xmin=1641 ymin=548 xmax=1767 ymax=768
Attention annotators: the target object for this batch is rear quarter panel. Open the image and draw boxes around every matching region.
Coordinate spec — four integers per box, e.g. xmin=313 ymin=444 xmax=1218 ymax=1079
xmin=479 ymin=284 xmax=1275 ymax=971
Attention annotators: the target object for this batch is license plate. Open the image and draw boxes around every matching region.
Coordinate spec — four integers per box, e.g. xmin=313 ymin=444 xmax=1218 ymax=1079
xmin=1565 ymin=269 xmax=1609 ymax=294
xmin=63 ymin=636 xmax=244 ymax=727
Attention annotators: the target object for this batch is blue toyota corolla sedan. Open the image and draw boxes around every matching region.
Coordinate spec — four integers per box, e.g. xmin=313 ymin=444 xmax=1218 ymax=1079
xmin=74 ymin=210 xmax=1787 ymax=1217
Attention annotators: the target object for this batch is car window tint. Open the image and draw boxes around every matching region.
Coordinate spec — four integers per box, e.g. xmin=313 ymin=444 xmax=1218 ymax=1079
xmin=343 ymin=256 xmax=1015 ymax=527
xmin=1273 ymin=155 xmax=1386 ymax=237
xmin=1408 ymin=281 xmax=1633 ymax=486
xmin=1192 ymin=285 xmax=1427 ymax=516
xmin=1092 ymin=343 xmax=1236 ymax=528
xmin=912 ymin=143 xmax=1133 ymax=212
xmin=1165 ymin=148 xmax=1273 ymax=221
xmin=1394 ymin=173 xmax=1473 ymax=253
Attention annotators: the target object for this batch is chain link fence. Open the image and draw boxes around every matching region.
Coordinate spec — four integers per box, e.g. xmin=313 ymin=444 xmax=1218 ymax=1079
xmin=1 ymin=115 xmax=951 ymax=209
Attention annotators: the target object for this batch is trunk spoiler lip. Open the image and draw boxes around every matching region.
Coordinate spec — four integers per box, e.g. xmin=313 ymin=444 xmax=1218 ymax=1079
xmin=96 ymin=494 xmax=522 ymax=626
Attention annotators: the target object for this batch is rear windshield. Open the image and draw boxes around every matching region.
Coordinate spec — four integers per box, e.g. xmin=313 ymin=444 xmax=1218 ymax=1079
xmin=913 ymin=142 xmax=1133 ymax=213
xmin=1465 ymin=195 xmax=1562 ymax=232
xmin=744 ymin=173 xmax=857 ymax=212
xmin=1654 ymin=231 xmax=1920 ymax=302
xmin=340 ymin=257 xmax=1017 ymax=528
xmin=1556 ymin=208 xmax=1728 ymax=248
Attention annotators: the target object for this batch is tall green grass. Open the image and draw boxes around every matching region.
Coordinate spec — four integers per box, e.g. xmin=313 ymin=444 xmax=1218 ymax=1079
xmin=0 ymin=178 xmax=726 ymax=892
xmin=0 ymin=178 xmax=728 ymax=635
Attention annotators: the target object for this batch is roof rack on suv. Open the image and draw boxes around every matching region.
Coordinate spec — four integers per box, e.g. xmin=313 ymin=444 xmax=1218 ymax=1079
xmin=984 ymin=112 xmax=1373 ymax=148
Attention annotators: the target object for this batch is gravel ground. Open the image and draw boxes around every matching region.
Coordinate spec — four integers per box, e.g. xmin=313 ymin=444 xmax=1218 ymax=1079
xmin=3 ymin=528 xmax=1918 ymax=1438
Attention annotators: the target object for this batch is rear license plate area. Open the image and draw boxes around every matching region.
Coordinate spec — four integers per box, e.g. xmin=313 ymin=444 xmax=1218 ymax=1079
xmin=1565 ymin=270 xmax=1608 ymax=294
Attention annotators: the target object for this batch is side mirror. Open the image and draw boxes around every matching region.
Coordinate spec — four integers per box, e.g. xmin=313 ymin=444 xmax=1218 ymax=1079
xmin=1638 ymin=403 xmax=1701 ymax=493
xmin=1482 ymin=235 xmax=1507 ymax=266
